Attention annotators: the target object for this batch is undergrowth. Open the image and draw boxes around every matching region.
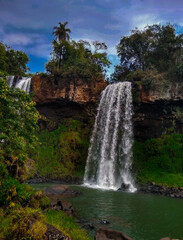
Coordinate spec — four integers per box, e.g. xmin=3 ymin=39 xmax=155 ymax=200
xmin=32 ymin=119 xmax=90 ymax=179
xmin=133 ymin=133 xmax=183 ymax=187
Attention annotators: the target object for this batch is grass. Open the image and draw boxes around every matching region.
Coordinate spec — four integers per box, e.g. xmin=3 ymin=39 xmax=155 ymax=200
xmin=135 ymin=170 xmax=183 ymax=188
xmin=45 ymin=210 xmax=92 ymax=240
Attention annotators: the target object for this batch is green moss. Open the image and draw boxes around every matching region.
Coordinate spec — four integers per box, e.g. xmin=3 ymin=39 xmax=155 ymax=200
xmin=46 ymin=209 xmax=92 ymax=240
xmin=133 ymin=133 xmax=183 ymax=187
xmin=32 ymin=119 xmax=90 ymax=179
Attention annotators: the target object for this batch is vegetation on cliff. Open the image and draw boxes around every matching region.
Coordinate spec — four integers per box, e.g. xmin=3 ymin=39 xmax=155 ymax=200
xmin=133 ymin=133 xmax=183 ymax=187
xmin=32 ymin=119 xmax=90 ymax=179
xmin=111 ymin=24 xmax=183 ymax=88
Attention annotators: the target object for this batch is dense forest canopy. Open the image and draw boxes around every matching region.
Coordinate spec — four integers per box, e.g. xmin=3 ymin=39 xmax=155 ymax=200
xmin=0 ymin=42 xmax=29 ymax=76
xmin=111 ymin=24 xmax=183 ymax=83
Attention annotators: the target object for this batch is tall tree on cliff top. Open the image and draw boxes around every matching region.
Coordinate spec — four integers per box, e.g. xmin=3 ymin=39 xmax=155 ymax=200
xmin=53 ymin=21 xmax=71 ymax=42
xmin=52 ymin=22 xmax=71 ymax=68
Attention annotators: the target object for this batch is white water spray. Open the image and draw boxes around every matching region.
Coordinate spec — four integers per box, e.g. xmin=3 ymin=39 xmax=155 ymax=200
xmin=84 ymin=82 xmax=136 ymax=192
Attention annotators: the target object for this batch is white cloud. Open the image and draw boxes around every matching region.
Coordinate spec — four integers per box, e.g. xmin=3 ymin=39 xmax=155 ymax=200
xmin=131 ymin=14 xmax=161 ymax=30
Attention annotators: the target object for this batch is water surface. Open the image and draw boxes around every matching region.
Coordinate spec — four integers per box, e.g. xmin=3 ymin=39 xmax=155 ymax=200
xmin=30 ymin=184 xmax=183 ymax=240
xmin=68 ymin=185 xmax=183 ymax=240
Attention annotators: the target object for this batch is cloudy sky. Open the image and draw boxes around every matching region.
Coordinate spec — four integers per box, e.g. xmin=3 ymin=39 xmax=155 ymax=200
xmin=1 ymin=0 xmax=183 ymax=74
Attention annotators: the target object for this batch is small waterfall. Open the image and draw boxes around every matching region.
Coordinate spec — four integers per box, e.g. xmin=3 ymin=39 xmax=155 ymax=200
xmin=7 ymin=76 xmax=32 ymax=94
xmin=84 ymin=82 xmax=136 ymax=192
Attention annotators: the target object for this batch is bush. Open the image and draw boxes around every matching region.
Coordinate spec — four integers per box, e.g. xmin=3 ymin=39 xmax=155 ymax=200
xmin=0 ymin=176 xmax=32 ymax=207
xmin=0 ymin=207 xmax=47 ymax=240
xmin=29 ymin=190 xmax=50 ymax=209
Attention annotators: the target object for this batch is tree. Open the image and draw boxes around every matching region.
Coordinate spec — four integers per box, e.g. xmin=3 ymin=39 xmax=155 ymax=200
xmin=0 ymin=79 xmax=40 ymax=181
xmin=0 ymin=42 xmax=29 ymax=76
xmin=52 ymin=21 xmax=71 ymax=42
xmin=52 ymin=22 xmax=71 ymax=68
xmin=113 ymin=24 xmax=183 ymax=82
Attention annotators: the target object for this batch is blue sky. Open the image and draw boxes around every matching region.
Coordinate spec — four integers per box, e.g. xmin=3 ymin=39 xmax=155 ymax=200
xmin=1 ymin=0 xmax=183 ymax=75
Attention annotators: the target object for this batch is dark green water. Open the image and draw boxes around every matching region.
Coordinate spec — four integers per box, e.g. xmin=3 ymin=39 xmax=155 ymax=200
xmin=30 ymin=184 xmax=183 ymax=240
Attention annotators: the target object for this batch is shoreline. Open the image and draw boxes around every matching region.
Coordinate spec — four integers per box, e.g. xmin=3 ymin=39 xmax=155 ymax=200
xmin=27 ymin=176 xmax=183 ymax=199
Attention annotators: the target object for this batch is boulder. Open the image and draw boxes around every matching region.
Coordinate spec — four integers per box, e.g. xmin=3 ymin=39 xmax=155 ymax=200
xmin=46 ymin=224 xmax=71 ymax=240
xmin=45 ymin=185 xmax=80 ymax=197
xmin=95 ymin=228 xmax=132 ymax=240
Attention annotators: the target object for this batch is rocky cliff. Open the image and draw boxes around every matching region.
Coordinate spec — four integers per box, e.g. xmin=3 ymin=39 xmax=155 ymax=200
xmin=32 ymin=75 xmax=107 ymax=127
xmin=32 ymin=76 xmax=183 ymax=141
xmin=133 ymin=83 xmax=183 ymax=141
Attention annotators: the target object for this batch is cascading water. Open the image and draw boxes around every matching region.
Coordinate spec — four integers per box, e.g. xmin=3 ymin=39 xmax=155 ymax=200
xmin=84 ymin=82 xmax=136 ymax=192
xmin=7 ymin=76 xmax=32 ymax=94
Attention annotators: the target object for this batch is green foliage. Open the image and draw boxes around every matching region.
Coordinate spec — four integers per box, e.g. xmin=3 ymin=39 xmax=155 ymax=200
xmin=46 ymin=22 xmax=110 ymax=86
xmin=0 ymin=207 xmax=47 ymax=240
xmin=112 ymin=24 xmax=183 ymax=83
xmin=29 ymin=190 xmax=50 ymax=210
xmin=0 ymin=78 xmax=40 ymax=180
xmin=0 ymin=176 xmax=32 ymax=207
xmin=133 ymin=133 xmax=183 ymax=186
xmin=32 ymin=119 xmax=90 ymax=178
xmin=46 ymin=209 xmax=91 ymax=240
xmin=0 ymin=42 xmax=29 ymax=76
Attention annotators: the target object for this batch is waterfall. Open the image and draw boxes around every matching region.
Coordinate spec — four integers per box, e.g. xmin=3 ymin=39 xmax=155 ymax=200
xmin=7 ymin=76 xmax=32 ymax=94
xmin=84 ymin=82 xmax=136 ymax=192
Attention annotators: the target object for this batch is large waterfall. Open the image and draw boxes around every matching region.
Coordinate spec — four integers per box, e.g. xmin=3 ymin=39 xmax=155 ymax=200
xmin=84 ymin=82 xmax=136 ymax=192
xmin=7 ymin=76 xmax=32 ymax=93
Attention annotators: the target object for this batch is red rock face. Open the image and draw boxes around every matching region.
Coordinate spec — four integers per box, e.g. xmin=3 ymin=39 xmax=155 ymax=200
xmin=32 ymin=75 xmax=107 ymax=105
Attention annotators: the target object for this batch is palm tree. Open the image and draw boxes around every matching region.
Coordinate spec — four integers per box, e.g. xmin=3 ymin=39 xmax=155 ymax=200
xmin=52 ymin=22 xmax=71 ymax=68
xmin=52 ymin=21 xmax=71 ymax=43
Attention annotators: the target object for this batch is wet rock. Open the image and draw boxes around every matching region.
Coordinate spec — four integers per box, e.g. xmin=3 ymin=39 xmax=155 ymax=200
xmin=51 ymin=199 xmax=75 ymax=217
xmin=120 ymin=183 xmax=131 ymax=191
xmin=83 ymin=223 xmax=95 ymax=231
xmin=100 ymin=220 xmax=110 ymax=225
xmin=46 ymin=224 xmax=71 ymax=240
xmin=26 ymin=176 xmax=83 ymax=184
xmin=45 ymin=185 xmax=81 ymax=197
xmin=95 ymin=228 xmax=132 ymax=240
xmin=139 ymin=183 xmax=183 ymax=199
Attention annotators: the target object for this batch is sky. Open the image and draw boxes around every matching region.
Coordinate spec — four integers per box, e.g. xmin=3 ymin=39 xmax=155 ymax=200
xmin=1 ymin=0 xmax=183 ymax=75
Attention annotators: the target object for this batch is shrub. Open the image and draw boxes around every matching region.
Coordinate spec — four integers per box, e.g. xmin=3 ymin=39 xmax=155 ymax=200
xmin=0 ymin=207 xmax=47 ymax=240
xmin=0 ymin=176 xmax=32 ymax=207
xmin=29 ymin=190 xmax=50 ymax=209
